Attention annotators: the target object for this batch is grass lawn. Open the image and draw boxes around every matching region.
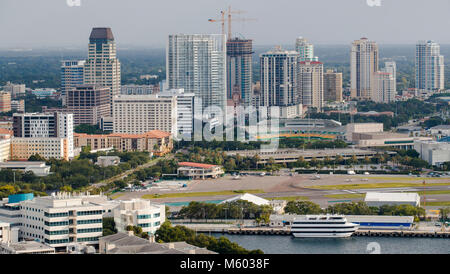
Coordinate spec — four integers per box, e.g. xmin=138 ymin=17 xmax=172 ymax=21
xmin=109 ymin=193 xmax=124 ymax=200
xmin=141 ymin=189 xmax=264 ymax=199
xmin=414 ymin=190 xmax=450 ymax=195
xmin=308 ymin=182 xmax=450 ymax=190
xmin=424 ymin=201 xmax=450 ymax=207
xmin=357 ymin=176 xmax=450 ymax=181
xmin=323 ymin=193 xmax=365 ymax=199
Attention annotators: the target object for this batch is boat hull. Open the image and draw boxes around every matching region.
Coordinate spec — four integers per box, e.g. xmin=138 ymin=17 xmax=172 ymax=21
xmin=292 ymin=232 xmax=355 ymax=238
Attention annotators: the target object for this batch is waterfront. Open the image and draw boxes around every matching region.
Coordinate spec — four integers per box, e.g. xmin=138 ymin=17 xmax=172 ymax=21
xmin=212 ymin=234 xmax=450 ymax=254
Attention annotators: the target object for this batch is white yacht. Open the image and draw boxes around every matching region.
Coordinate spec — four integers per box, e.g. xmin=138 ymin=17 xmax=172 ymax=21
xmin=291 ymin=215 xmax=359 ymax=238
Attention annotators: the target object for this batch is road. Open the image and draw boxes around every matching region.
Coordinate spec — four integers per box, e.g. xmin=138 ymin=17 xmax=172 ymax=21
xmin=88 ymin=154 xmax=174 ymax=191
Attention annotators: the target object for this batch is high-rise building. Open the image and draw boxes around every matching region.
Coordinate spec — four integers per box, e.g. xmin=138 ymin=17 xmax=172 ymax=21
xmin=415 ymin=40 xmax=445 ymax=93
xmin=0 ymin=92 xmax=11 ymax=113
xmin=167 ymin=34 xmax=226 ymax=115
xmin=372 ymin=71 xmax=396 ymax=103
xmin=295 ymin=37 xmax=318 ymax=62
xmin=157 ymin=89 xmax=195 ymax=140
xmin=113 ymin=95 xmax=177 ymax=136
xmin=350 ymin=38 xmax=379 ymax=100
xmin=67 ymin=85 xmax=111 ymax=126
xmin=61 ymin=60 xmax=85 ymax=105
xmin=260 ymin=47 xmax=299 ymax=107
xmin=298 ymin=61 xmax=324 ymax=111
xmin=323 ymin=70 xmax=343 ymax=102
xmin=83 ymin=28 xmax=121 ymax=112
xmin=226 ymin=38 xmax=253 ymax=106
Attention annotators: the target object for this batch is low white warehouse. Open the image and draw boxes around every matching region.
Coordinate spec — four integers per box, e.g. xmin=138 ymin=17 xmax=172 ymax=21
xmin=364 ymin=192 xmax=420 ymax=207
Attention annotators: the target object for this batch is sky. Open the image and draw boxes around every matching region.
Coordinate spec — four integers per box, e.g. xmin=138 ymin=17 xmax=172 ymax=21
xmin=1 ymin=0 xmax=450 ymax=48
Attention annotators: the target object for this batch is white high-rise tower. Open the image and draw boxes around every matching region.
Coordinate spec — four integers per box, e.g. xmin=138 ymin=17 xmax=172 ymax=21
xmin=167 ymin=34 xmax=227 ymax=116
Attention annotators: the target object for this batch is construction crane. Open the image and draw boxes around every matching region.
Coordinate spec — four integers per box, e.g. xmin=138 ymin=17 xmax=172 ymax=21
xmin=208 ymin=5 xmax=256 ymax=39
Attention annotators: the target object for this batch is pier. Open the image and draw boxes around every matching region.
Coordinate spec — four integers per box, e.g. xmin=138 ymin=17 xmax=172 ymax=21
xmin=354 ymin=230 xmax=450 ymax=238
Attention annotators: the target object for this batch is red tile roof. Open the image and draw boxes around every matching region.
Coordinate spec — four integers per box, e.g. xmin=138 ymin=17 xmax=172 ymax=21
xmin=178 ymin=162 xmax=218 ymax=169
xmin=74 ymin=130 xmax=171 ymax=139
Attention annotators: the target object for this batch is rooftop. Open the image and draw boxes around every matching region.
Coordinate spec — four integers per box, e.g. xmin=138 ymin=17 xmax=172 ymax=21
xmin=178 ymin=162 xmax=219 ymax=169
xmin=89 ymin=27 xmax=114 ymax=40
xmin=364 ymin=192 xmax=420 ymax=202
xmin=101 ymin=233 xmax=216 ymax=254
xmin=74 ymin=130 xmax=171 ymax=139
xmin=0 ymin=241 xmax=55 ymax=253
xmin=220 ymin=193 xmax=269 ymax=206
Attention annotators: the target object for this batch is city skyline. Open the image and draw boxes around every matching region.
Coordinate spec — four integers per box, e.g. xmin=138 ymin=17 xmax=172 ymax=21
xmin=2 ymin=0 xmax=450 ymax=48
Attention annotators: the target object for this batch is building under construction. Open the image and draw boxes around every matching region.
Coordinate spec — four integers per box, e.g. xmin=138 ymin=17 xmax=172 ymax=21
xmin=226 ymin=38 xmax=253 ymax=107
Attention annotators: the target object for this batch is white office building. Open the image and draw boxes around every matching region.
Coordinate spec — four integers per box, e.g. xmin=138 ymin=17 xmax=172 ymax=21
xmin=113 ymin=95 xmax=177 ymax=136
xmin=18 ymin=193 xmax=105 ymax=249
xmin=113 ymin=199 xmax=165 ymax=235
xmin=157 ymin=89 xmax=195 ymax=140
xmin=167 ymin=34 xmax=227 ymax=116
xmin=0 ymin=222 xmax=19 ymax=244
xmin=414 ymin=140 xmax=450 ymax=167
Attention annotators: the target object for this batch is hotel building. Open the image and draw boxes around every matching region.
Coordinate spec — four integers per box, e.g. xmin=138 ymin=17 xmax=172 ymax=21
xmin=113 ymin=95 xmax=177 ymax=136
xmin=157 ymin=89 xmax=195 ymax=140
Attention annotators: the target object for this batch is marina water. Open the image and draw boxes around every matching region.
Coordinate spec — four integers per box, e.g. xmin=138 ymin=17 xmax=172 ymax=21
xmin=211 ymin=234 xmax=450 ymax=254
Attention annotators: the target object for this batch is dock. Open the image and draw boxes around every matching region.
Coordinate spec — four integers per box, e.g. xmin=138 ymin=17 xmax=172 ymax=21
xmin=354 ymin=230 xmax=450 ymax=238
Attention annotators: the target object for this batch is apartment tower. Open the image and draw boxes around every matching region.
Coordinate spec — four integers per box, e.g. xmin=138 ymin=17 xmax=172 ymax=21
xmin=167 ymin=34 xmax=227 ymax=116
xmin=350 ymin=38 xmax=379 ymax=100
xmin=415 ymin=40 xmax=445 ymax=93
xmin=260 ymin=47 xmax=299 ymax=107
